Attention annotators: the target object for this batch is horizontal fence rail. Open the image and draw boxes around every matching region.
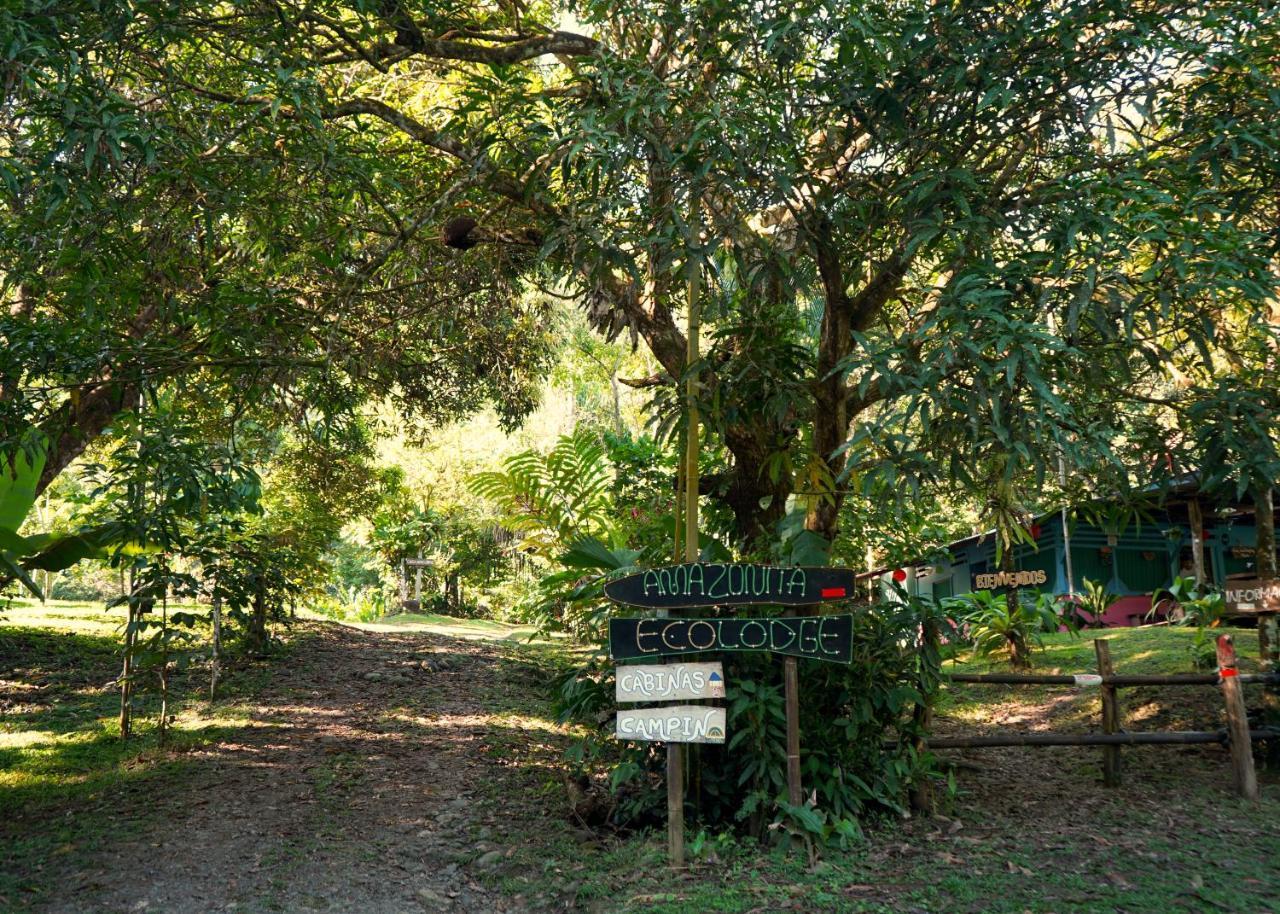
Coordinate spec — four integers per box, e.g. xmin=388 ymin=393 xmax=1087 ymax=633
xmin=913 ymin=635 xmax=1274 ymax=803
xmin=906 ymin=729 xmax=1280 ymax=749
xmin=946 ymin=672 xmax=1280 ymax=686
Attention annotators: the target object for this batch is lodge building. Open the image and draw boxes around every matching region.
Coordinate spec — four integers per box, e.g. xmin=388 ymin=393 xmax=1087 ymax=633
xmin=868 ymin=480 xmax=1278 ymax=627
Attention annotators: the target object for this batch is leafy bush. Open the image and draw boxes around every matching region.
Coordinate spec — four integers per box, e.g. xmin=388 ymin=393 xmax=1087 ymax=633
xmin=556 ymin=595 xmax=952 ymax=840
xmin=1150 ymin=575 xmax=1226 ymax=668
xmin=1076 ymin=577 xmax=1119 ymax=627
xmin=948 ymin=588 xmax=1074 ymax=668
xmin=469 ymin=429 xmax=616 ymax=560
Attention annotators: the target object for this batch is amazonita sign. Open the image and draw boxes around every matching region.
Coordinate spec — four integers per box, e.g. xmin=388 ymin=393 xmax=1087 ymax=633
xmin=604 ymin=563 xmax=856 ymax=609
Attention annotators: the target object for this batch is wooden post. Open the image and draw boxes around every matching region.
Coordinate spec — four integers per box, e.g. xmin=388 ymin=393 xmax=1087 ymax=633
xmin=783 ymin=653 xmax=802 ymax=807
xmin=909 ymin=615 xmax=939 ymax=814
xmin=1188 ymin=497 xmax=1206 ymax=587
xmin=1094 ymin=639 xmax=1121 ymax=787
xmin=1216 ymin=634 xmax=1259 ymax=802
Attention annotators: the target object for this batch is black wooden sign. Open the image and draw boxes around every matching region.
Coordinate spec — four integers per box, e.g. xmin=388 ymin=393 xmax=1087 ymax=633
xmin=609 ymin=615 xmax=854 ymax=664
xmin=604 ymin=563 xmax=858 ymax=609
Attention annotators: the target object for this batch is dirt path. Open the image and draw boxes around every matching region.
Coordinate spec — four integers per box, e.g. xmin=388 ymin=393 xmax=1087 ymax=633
xmin=33 ymin=622 xmax=572 ymax=914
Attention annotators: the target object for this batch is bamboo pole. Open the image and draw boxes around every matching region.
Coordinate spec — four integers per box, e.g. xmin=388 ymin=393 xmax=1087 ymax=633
xmin=664 ymin=195 xmax=703 ymax=870
xmin=1095 ymin=639 xmax=1121 ymax=787
xmin=210 ymin=589 xmax=222 ymax=700
xmin=1216 ymin=634 xmax=1259 ymax=802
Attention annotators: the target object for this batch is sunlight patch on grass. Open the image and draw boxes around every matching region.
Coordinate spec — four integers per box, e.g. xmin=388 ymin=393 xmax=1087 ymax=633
xmin=340 ymin=610 xmax=547 ymax=642
xmin=0 ymin=729 xmax=57 ymax=749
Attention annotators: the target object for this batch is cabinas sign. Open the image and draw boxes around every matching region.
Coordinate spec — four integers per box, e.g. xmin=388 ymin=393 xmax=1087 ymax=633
xmin=604 ymin=563 xmax=856 ymax=609
xmin=609 ymin=615 xmax=854 ymax=664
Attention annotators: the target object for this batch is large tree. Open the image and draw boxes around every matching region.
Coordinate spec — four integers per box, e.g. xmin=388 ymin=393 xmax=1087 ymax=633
xmin=6 ymin=0 xmax=1278 ymax=554
xmin=1 ymin=2 xmax=556 ymax=519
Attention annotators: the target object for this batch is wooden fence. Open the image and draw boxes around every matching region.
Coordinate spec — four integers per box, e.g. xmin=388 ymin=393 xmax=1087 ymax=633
xmin=914 ymin=634 xmax=1279 ymax=803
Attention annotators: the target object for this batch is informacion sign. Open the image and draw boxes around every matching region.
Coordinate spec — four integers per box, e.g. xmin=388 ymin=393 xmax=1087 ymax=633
xmin=1224 ymin=578 xmax=1280 ymax=615
xmin=604 ymin=563 xmax=857 ymax=609
xmin=609 ymin=615 xmax=853 ymax=664
xmin=615 ymin=705 xmax=727 ymax=744
xmin=615 ymin=662 xmax=724 ymax=703
xmin=973 ymin=569 xmax=1048 ymax=590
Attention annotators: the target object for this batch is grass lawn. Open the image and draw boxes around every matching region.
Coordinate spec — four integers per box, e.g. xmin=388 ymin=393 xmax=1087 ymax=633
xmin=495 ymin=624 xmax=1280 ymax=913
xmin=0 ymin=599 xmax=287 ymax=906
xmin=3 ymin=602 xmax=1276 ymax=913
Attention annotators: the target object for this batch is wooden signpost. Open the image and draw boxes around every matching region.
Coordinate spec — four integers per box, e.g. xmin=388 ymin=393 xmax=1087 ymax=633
xmin=608 ymin=589 xmax=856 ymax=869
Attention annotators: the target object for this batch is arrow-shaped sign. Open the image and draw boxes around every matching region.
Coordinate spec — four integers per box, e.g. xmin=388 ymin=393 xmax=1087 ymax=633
xmin=604 ymin=563 xmax=857 ymax=610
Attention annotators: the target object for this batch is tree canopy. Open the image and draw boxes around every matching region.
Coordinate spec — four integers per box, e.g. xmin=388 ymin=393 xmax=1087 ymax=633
xmin=4 ymin=0 xmax=1278 ymax=552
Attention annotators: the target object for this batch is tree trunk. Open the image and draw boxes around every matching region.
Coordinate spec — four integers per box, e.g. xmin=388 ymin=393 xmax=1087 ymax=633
xmin=1255 ymin=487 xmax=1276 ymax=579
xmin=210 ymin=590 xmax=222 ymax=699
xmin=119 ymin=598 xmax=136 ymax=741
xmin=721 ymin=424 xmax=793 ymax=548
xmin=248 ymin=581 xmax=268 ymax=655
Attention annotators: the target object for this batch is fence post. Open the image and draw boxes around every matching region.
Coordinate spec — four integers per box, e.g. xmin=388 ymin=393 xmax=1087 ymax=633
xmin=1216 ymin=634 xmax=1259 ymax=802
xmin=1094 ymin=639 xmax=1121 ymax=787
xmin=910 ymin=614 xmax=939 ymax=815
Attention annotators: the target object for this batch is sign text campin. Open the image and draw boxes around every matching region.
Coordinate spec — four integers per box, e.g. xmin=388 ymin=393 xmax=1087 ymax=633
xmin=604 ymin=563 xmax=857 ymax=609
xmin=609 ymin=615 xmax=854 ymax=663
xmin=615 ymin=706 xmax=727 ymax=744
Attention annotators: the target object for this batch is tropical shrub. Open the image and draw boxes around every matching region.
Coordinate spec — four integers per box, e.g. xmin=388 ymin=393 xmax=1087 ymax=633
xmin=469 ymin=428 xmax=616 ymax=560
xmin=1076 ymin=577 xmax=1119 ymax=628
xmin=556 ymin=594 xmax=952 ymax=840
xmin=1151 ymin=575 xmax=1226 ymax=669
xmin=949 ymin=588 xmax=1073 ymax=668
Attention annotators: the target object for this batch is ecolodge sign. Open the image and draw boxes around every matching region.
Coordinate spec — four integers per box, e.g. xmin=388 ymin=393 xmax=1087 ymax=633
xmin=604 ymin=563 xmax=856 ymax=609
xmin=609 ymin=615 xmax=854 ymax=663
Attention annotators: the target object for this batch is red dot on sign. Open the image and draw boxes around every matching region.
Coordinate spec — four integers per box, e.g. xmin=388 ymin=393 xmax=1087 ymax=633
xmin=892 ymin=569 xmax=907 ymax=582
xmin=821 ymin=587 xmax=846 ymax=599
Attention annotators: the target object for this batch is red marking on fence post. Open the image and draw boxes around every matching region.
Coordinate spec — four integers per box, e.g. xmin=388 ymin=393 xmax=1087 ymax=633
xmin=1216 ymin=635 xmax=1259 ymax=802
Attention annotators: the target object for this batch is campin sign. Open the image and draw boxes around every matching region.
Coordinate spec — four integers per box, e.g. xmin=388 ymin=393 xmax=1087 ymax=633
xmin=1224 ymin=579 xmax=1280 ymax=615
xmin=609 ymin=615 xmax=854 ymax=664
xmin=615 ymin=706 xmax=726 ymax=744
xmin=615 ymin=661 xmax=724 ymax=702
xmin=604 ymin=563 xmax=857 ymax=609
